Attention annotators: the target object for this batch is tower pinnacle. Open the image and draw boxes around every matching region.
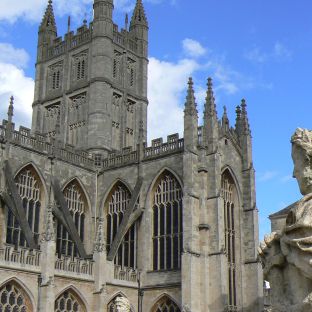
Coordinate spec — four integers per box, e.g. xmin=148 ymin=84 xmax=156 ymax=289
xmin=40 ymin=0 xmax=57 ymax=34
xmin=184 ymin=77 xmax=198 ymax=116
xmin=130 ymin=0 xmax=148 ymax=29
xmin=241 ymin=99 xmax=251 ymax=135
xmin=7 ymin=96 xmax=14 ymax=124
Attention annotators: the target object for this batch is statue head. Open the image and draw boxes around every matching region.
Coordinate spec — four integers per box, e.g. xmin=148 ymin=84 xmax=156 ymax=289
xmin=115 ymin=296 xmax=131 ymax=312
xmin=291 ymin=128 xmax=312 ymax=195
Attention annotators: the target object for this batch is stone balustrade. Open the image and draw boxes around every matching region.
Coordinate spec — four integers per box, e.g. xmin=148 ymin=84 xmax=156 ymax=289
xmin=55 ymin=255 xmax=94 ymax=277
xmin=114 ymin=265 xmax=137 ymax=283
xmin=0 ymin=244 xmax=41 ymax=271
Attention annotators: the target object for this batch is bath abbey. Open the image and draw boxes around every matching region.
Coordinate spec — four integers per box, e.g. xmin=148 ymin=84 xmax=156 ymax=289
xmin=0 ymin=0 xmax=263 ymax=311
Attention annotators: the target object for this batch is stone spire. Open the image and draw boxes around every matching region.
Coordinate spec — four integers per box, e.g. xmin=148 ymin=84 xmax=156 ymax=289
xmin=184 ymin=77 xmax=198 ymax=117
xmin=241 ymin=99 xmax=251 ymax=135
xmin=184 ymin=78 xmax=198 ymax=151
xmin=7 ymin=96 xmax=14 ymax=124
xmin=203 ymin=77 xmax=219 ymax=151
xmin=222 ymin=105 xmax=229 ymax=132
xmin=130 ymin=0 xmax=148 ymax=29
xmin=40 ymin=0 xmax=57 ymax=34
xmin=235 ymin=105 xmax=242 ymax=135
xmin=94 ymin=218 xmax=105 ymax=253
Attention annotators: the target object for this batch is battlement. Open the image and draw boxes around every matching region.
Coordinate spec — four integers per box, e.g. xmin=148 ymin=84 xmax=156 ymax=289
xmin=44 ymin=23 xmax=93 ymax=61
xmin=113 ymin=24 xmax=138 ymax=54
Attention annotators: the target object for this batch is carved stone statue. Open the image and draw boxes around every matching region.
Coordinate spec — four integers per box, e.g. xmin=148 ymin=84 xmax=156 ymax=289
xmin=259 ymin=128 xmax=312 ymax=312
xmin=115 ymin=296 xmax=131 ymax=312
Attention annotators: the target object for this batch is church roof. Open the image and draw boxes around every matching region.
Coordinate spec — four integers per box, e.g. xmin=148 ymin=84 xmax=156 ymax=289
xmin=269 ymin=200 xmax=299 ymax=219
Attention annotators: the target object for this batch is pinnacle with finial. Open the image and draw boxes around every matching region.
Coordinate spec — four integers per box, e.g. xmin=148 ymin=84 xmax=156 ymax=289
xmin=130 ymin=0 xmax=148 ymax=28
xmin=7 ymin=96 xmax=14 ymax=123
xmin=184 ymin=77 xmax=197 ymax=117
xmin=240 ymin=98 xmax=251 ymax=134
xmin=204 ymin=77 xmax=217 ymax=118
xmin=40 ymin=0 xmax=57 ymax=33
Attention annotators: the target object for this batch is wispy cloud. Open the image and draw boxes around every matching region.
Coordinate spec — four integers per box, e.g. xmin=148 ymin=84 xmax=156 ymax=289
xmin=244 ymin=42 xmax=292 ymax=64
xmin=280 ymin=175 xmax=293 ymax=183
xmin=182 ymin=38 xmax=207 ymax=58
xmin=258 ymin=170 xmax=278 ymax=182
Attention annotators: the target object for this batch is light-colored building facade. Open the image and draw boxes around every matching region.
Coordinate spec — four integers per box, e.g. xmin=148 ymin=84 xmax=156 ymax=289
xmin=0 ymin=0 xmax=263 ymax=311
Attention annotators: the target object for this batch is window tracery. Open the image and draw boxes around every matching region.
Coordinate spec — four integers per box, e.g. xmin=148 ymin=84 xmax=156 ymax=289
xmin=106 ymin=183 xmax=137 ymax=270
xmin=152 ymin=296 xmax=181 ymax=312
xmin=221 ymin=171 xmax=237 ymax=311
xmin=127 ymin=58 xmax=136 ymax=88
xmin=152 ymin=172 xmax=183 ymax=271
xmin=48 ymin=62 xmax=63 ymax=91
xmin=54 ymin=290 xmax=86 ymax=312
xmin=6 ymin=166 xmax=42 ymax=248
xmin=44 ymin=102 xmax=60 ymax=138
xmin=56 ymin=181 xmax=86 ymax=258
xmin=113 ymin=51 xmax=122 ymax=80
xmin=0 ymin=282 xmax=32 ymax=312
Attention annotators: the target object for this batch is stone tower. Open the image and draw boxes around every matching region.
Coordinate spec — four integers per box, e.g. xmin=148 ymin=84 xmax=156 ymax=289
xmin=31 ymin=0 xmax=148 ymax=153
xmin=0 ymin=1 xmax=263 ymax=311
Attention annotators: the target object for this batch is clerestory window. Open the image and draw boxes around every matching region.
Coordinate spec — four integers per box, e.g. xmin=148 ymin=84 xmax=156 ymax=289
xmin=56 ymin=180 xmax=86 ymax=258
xmin=152 ymin=171 xmax=183 ymax=271
xmin=6 ymin=166 xmax=42 ymax=249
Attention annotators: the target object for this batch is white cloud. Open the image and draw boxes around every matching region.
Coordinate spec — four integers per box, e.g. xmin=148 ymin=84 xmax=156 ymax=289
xmin=273 ymin=42 xmax=292 ymax=61
xmin=244 ymin=47 xmax=267 ymax=64
xmin=147 ymin=57 xmax=199 ymax=142
xmin=0 ymin=43 xmax=29 ymax=68
xmin=258 ymin=170 xmax=278 ymax=182
xmin=182 ymin=38 xmax=207 ymax=58
xmin=0 ymin=62 xmax=34 ymax=127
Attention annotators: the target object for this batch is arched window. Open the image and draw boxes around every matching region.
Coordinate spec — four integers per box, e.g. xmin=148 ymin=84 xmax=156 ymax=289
xmin=152 ymin=296 xmax=181 ymax=312
xmin=152 ymin=171 xmax=183 ymax=271
xmin=107 ymin=295 xmax=133 ymax=312
xmin=6 ymin=166 xmax=42 ymax=248
xmin=221 ymin=170 xmax=237 ymax=310
xmin=106 ymin=182 xmax=137 ymax=269
xmin=0 ymin=281 xmax=33 ymax=311
xmin=55 ymin=290 xmax=86 ymax=312
xmin=56 ymin=180 xmax=87 ymax=258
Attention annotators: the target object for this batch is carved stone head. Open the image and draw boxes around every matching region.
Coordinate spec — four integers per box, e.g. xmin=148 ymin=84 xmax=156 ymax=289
xmin=291 ymin=128 xmax=312 ymax=195
xmin=115 ymin=296 xmax=131 ymax=312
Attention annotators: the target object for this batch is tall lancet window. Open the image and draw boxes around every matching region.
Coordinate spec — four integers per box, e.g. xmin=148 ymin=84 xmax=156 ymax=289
xmin=56 ymin=180 xmax=86 ymax=258
xmin=221 ymin=170 xmax=237 ymax=310
xmin=152 ymin=171 xmax=183 ymax=271
xmin=6 ymin=166 xmax=42 ymax=248
xmin=106 ymin=182 xmax=137 ymax=270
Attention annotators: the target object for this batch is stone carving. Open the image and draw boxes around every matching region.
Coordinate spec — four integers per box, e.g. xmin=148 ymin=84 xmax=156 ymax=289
xmin=115 ymin=296 xmax=131 ymax=312
xmin=259 ymin=128 xmax=312 ymax=312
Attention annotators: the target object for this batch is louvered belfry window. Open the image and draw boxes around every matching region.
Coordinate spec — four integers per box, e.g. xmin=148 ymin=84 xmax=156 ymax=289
xmin=6 ymin=166 xmax=42 ymax=248
xmin=106 ymin=183 xmax=137 ymax=269
xmin=56 ymin=181 xmax=86 ymax=258
xmin=221 ymin=171 xmax=237 ymax=310
xmin=152 ymin=172 xmax=183 ymax=271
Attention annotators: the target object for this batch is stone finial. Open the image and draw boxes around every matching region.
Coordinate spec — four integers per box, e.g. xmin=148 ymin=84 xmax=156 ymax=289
xmin=7 ymin=96 xmax=14 ymax=123
xmin=222 ymin=105 xmax=229 ymax=131
xmin=241 ymin=98 xmax=251 ymax=135
xmin=125 ymin=13 xmax=129 ymax=30
xmin=204 ymin=77 xmax=217 ymax=118
xmin=130 ymin=0 xmax=148 ymax=29
xmin=43 ymin=203 xmax=55 ymax=241
xmin=184 ymin=77 xmax=198 ymax=117
xmin=94 ymin=217 xmax=105 ymax=253
xmin=40 ymin=0 xmax=57 ymax=33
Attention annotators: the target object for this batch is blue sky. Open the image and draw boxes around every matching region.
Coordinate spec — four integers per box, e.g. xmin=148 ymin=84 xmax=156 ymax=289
xmin=0 ymin=0 xmax=311 ymax=240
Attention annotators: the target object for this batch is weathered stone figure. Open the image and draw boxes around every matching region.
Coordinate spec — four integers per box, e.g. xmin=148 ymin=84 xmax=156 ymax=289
xmin=115 ymin=296 xmax=131 ymax=312
xmin=259 ymin=128 xmax=312 ymax=312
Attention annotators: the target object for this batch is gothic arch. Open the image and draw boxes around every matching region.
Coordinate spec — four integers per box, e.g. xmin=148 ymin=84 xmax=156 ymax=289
xmin=54 ymin=286 xmax=87 ymax=312
xmin=151 ymin=294 xmax=181 ymax=312
xmin=104 ymin=180 xmax=137 ymax=270
xmin=149 ymin=169 xmax=183 ymax=271
xmin=221 ymin=166 xmax=242 ymax=203
xmin=6 ymin=163 xmax=46 ymax=248
xmin=56 ymin=178 xmax=90 ymax=258
xmin=0 ymin=277 xmax=35 ymax=311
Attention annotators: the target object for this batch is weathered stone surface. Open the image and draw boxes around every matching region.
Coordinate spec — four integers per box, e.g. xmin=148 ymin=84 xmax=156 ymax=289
xmin=260 ymin=128 xmax=312 ymax=312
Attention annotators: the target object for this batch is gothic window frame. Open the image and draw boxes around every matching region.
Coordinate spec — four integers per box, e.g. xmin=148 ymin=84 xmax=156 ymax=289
xmin=113 ymin=51 xmax=122 ymax=80
xmin=105 ymin=181 xmax=137 ymax=270
xmin=151 ymin=295 xmax=181 ymax=312
xmin=221 ymin=169 xmax=240 ymax=311
xmin=72 ymin=51 xmax=88 ymax=82
xmin=54 ymin=288 xmax=86 ymax=312
xmin=151 ymin=170 xmax=183 ymax=272
xmin=43 ymin=102 xmax=61 ymax=138
xmin=0 ymin=279 xmax=34 ymax=312
xmin=6 ymin=165 xmax=44 ymax=249
xmin=127 ymin=58 xmax=136 ymax=88
xmin=56 ymin=179 xmax=89 ymax=259
xmin=48 ymin=62 xmax=63 ymax=92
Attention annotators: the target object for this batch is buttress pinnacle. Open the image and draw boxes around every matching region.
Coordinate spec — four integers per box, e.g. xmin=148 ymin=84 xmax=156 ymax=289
xmin=184 ymin=77 xmax=198 ymax=116
xmin=130 ymin=0 xmax=148 ymax=28
xmin=204 ymin=77 xmax=217 ymax=118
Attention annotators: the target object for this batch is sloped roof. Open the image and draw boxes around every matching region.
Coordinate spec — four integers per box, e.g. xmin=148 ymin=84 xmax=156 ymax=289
xmin=269 ymin=200 xmax=299 ymax=219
